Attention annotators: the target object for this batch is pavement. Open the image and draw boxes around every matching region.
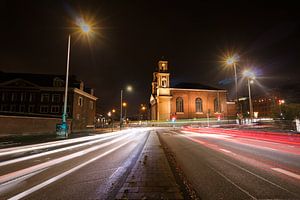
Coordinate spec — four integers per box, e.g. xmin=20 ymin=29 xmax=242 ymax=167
xmin=116 ymin=130 xmax=183 ymax=200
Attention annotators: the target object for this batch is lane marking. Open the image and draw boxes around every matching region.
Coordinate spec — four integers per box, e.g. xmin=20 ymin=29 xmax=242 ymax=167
xmin=272 ymin=168 xmax=300 ymax=180
xmin=0 ymin=134 xmax=131 ymax=185
xmin=209 ymin=165 xmax=257 ymax=200
xmin=7 ymin=140 xmax=133 ymax=200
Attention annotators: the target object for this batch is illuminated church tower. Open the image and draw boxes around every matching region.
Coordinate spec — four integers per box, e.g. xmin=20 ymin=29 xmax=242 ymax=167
xmin=150 ymin=60 xmax=172 ymax=120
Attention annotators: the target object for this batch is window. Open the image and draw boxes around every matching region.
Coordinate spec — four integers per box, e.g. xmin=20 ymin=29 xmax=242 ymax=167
xmin=19 ymin=105 xmax=25 ymax=112
xmin=10 ymin=105 xmax=17 ymax=112
xmin=28 ymin=105 xmax=35 ymax=113
xmin=41 ymin=94 xmax=50 ymax=102
xmin=161 ymin=76 xmax=167 ymax=88
xmin=20 ymin=93 xmax=24 ymax=102
xmin=51 ymin=105 xmax=60 ymax=113
xmin=53 ymin=77 xmax=64 ymax=87
xmin=195 ymin=98 xmax=203 ymax=113
xmin=78 ymin=96 xmax=83 ymax=107
xmin=0 ymin=105 xmax=9 ymax=111
xmin=29 ymin=93 xmax=35 ymax=102
xmin=11 ymin=93 xmax=17 ymax=102
xmin=52 ymin=94 xmax=60 ymax=103
xmin=214 ymin=98 xmax=219 ymax=113
xmin=1 ymin=92 xmax=5 ymax=101
xmin=89 ymin=101 xmax=94 ymax=110
xmin=40 ymin=105 xmax=49 ymax=113
xmin=176 ymin=97 xmax=184 ymax=112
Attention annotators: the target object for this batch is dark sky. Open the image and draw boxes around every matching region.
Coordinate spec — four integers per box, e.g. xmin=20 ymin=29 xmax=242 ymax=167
xmin=1 ymin=0 xmax=300 ymax=116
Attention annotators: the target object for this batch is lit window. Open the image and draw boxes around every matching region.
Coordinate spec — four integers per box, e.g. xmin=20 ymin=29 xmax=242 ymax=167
xmin=176 ymin=97 xmax=184 ymax=112
xmin=195 ymin=98 xmax=203 ymax=112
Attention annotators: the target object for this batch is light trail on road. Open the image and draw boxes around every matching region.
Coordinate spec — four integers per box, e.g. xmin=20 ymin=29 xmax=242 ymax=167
xmin=159 ymin=128 xmax=300 ymax=199
xmin=0 ymin=128 xmax=150 ymax=200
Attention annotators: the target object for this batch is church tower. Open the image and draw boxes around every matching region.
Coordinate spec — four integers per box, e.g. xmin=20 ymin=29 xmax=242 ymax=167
xmin=150 ymin=60 xmax=172 ymax=120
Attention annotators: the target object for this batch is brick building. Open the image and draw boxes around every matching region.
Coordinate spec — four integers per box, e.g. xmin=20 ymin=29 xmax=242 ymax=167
xmin=150 ymin=60 xmax=236 ymax=121
xmin=0 ymin=72 xmax=97 ymax=131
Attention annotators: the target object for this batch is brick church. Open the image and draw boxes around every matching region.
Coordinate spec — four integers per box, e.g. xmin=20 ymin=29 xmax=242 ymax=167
xmin=150 ymin=60 xmax=236 ymax=121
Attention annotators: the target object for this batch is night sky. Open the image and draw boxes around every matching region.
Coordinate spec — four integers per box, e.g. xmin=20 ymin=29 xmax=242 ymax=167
xmin=1 ymin=0 xmax=300 ymax=116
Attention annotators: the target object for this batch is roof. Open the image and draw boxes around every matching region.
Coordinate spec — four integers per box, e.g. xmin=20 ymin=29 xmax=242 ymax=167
xmin=0 ymin=71 xmax=80 ymax=88
xmin=171 ymin=82 xmax=223 ymax=90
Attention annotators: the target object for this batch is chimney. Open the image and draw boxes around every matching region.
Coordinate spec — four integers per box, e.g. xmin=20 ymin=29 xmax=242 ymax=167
xmin=80 ymin=81 xmax=84 ymax=90
xmin=90 ymin=88 xmax=94 ymax=96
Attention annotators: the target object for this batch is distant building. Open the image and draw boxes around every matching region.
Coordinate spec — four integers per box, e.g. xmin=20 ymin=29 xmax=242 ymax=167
xmin=150 ymin=60 xmax=236 ymax=121
xmin=0 ymin=72 xmax=97 ymax=131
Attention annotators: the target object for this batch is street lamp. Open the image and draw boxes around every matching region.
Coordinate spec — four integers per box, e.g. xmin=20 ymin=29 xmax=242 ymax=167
xmin=57 ymin=19 xmax=91 ymax=137
xmin=225 ymin=54 xmax=239 ymax=111
xmin=122 ymin=102 xmax=127 ymax=124
xmin=120 ymin=86 xmax=132 ymax=129
xmin=243 ymin=70 xmax=255 ymax=121
xmin=279 ymin=99 xmax=285 ymax=118
xmin=140 ymin=104 xmax=147 ymax=121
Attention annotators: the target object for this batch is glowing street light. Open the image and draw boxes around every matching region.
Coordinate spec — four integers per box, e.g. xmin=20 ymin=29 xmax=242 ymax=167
xmin=120 ymin=86 xmax=132 ymax=129
xmin=57 ymin=18 xmax=92 ymax=137
xmin=243 ymin=70 xmax=255 ymax=120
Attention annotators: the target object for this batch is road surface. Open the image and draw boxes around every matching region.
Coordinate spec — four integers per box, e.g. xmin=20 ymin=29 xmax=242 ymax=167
xmin=158 ymin=127 xmax=300 ymax=199
xmin=0 ymin=128 xmax=150 ymax=200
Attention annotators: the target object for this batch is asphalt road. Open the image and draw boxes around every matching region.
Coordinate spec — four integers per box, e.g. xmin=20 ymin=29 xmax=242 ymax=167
xmin=158 ymin=128 xmax=300 ymax=200
xmin=0 ymin=128 xmax=150 ymax=200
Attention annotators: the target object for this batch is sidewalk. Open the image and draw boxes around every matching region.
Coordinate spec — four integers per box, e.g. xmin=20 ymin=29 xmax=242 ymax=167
xmin=116 ymin=131 xmax=183 ymax=199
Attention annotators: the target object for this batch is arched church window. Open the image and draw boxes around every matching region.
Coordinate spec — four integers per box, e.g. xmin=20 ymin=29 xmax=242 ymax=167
xmin=176 ymin=97 xmax=184 ymax=112
xmin=214 ymin=98 xmax=219 ymax=113
xmin=161 ymin=76 xmax=167 ymax=88
xmin=195 ymin=98 xmax=203 ymax=112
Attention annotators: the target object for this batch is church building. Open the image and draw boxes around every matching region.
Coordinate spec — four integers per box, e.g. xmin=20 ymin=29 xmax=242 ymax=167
xmin=150 ymin=60 xmax=235 ymax=121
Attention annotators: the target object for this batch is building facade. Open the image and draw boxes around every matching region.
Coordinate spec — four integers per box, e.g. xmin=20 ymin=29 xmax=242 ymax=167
xmin=150 ymin=60 xmax=235 ymax=121
xmin=0 ymin=72 xmax=97 ymax=131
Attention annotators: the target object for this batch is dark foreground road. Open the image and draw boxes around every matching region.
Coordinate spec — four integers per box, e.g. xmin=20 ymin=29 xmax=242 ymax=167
xmin=158 ymin=128 xmax=300 ymax=200
xmin=0 ymin=128 xmax=150 ymax=200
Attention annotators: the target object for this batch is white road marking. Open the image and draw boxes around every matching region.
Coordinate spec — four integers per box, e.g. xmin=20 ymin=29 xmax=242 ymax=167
xmin=7 ymin=140 xmax=132 ymax=200
xmin=0 ymin=134 xmax=131 ymax=185
xmin=272 ymin=168 xmax=300 ymax=180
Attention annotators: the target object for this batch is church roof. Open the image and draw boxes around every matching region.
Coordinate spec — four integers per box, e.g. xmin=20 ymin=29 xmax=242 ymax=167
xmin=171 ymin=82 xmax=223 ymax=90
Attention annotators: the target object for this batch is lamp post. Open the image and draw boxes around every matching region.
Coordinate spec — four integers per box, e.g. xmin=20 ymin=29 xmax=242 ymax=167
xmin=226 ymin=54 xmax=239 ymax=115
xmin=141 ymin=104 xmax=146 ymax=120
xmin=120 ymin=85 xmax=132 ymax=129
xmin=122 ymin=102 xmax=127 ymax=124
xmin=279 ymin=99 xmax=285 ymax=119
xmin=243 ymin=70 xmax=255 ymax=121
xmin=57 ymin=19 xmax=91 ymax=137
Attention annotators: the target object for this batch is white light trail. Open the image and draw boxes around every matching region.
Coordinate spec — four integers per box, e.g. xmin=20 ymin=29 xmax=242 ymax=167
xmin=0 ymin=130 xmax=127 ymax=157
xmin=272 ymin=168 xmax=300 ymax=180
xmin=0 ymin=133 xmax=120 ymax=167
xmin=0 ymin=133 xmax=132 ymax=185
xmin=7 ymin=140 xmax=132 ymax=200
